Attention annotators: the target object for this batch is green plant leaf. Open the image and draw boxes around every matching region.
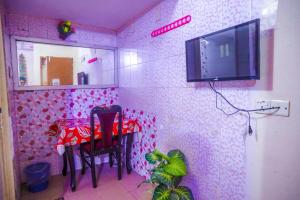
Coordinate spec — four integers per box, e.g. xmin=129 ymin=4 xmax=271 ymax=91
xmin=173 ymin=176 xmax=182 ymax=187
xmin=164 ymin=158 xmax=187 ymax=176
xmin=168 ymin=149 xmax=186 ymax=161
xmin=150 ymin=171 xmax=160 ymax=184
xmin=145 ymin=152 xmax=162 ymax=164
xmin=173 ymin=186 xmax=194 ymax=200
xmin=153 ymin=185 xmax=172 ymax=200
xmin=157 ymin=160 xmax=167 ymax=168
xmin=151 ymin=169 xmax=175 ymax=187
xmin=151 ymin=168 xmax=182 ymax=187
xmin=170 ymin=192 xmax=180 ymax=200
xmin=153 ymin=149 xmax=170 ymax=162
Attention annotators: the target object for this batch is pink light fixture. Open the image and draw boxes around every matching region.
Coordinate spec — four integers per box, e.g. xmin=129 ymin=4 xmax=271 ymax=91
xmin=151 ymin=15 xmax=192 ymax=38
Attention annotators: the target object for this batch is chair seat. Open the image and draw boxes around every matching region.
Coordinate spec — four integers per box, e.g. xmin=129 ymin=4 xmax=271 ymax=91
xmin=81 ymin=139 xmax=119 ymax=154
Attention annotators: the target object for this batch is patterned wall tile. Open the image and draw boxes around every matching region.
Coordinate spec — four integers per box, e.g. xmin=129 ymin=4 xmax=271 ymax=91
xmin=7 ymin=13 xmax=29 ymax=37
xmin=222 ymin=0 xmax=251 ymax=28
xmin=117 ymin=0 xmax=254 ymax=199
xmin=6 ymin=13 xmax=116 ymax=45
xmin=28 ymin=16 xmax=48 ymax=38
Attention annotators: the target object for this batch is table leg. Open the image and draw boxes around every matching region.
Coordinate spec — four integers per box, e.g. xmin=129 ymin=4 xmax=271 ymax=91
xmin=66 ymin=146 xmax=76 ymax=192
xmin=126 ymin=133 xmax=134 ymax=174
xmin=62 ymin=152 xmax=68 ymax=176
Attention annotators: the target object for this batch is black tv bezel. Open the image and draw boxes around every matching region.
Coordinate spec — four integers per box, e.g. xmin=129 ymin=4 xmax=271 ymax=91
xmin=185 ymin=19 xmax=260 ymax=82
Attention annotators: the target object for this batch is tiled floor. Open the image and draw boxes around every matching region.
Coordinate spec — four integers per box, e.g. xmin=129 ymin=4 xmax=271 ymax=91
xmin=21 ymin=164 xmax=153 ymax=200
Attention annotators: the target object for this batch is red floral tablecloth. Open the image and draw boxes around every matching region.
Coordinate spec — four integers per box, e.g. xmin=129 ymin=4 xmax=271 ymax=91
xmin=49 ymin=118 xmax=142 ymax=155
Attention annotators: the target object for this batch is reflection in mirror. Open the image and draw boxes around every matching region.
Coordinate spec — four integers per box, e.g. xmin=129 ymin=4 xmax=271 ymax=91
xmin=16 ymin=41 xmax=115 ymax=87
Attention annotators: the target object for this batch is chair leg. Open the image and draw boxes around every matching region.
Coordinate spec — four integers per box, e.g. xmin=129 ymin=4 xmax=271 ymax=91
xmin=91 ymin=156 xmax=97 ymax=188
xmin=80 ymin=146 xmax=86 ymax=175
xmin=109 ymin=152 xmax=114 ymax=168
xmin=62 ymin=152 xmax=67 ymax=176
xmin=117 ymin=149 xmax=122 ymax=180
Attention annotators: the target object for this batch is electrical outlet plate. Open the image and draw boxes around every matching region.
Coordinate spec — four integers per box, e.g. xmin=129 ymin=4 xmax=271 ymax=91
xmin=256 ymin=100 xmax=290 ymax=117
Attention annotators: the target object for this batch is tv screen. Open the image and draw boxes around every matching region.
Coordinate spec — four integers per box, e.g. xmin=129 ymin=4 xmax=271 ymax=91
xmin=185 ymin=19 xmax=260 ymax=82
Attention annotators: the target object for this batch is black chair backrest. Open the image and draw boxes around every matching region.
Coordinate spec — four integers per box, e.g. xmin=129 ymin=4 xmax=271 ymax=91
xmin=90 ymin=105 xmax=122 ymax=153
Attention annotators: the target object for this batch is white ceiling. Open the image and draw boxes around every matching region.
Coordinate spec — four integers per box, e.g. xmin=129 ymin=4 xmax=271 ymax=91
xmin=4 ymin=0 xmax=163 ymax=31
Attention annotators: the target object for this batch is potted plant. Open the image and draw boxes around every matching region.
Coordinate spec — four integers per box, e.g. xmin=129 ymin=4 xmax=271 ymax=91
xmin=139 ymin=149 xmax=194 ymax=200
xmin=57 ymin=20 xmax=75 ymax=40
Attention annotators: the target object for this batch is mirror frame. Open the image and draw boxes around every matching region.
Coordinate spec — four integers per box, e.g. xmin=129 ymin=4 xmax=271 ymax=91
xmin=11 ymin=36 xmax=119 ymax=90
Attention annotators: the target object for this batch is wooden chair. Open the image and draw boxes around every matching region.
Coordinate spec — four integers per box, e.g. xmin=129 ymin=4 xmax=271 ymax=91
xmin=79 ymin=105 xmax=122 ymax=188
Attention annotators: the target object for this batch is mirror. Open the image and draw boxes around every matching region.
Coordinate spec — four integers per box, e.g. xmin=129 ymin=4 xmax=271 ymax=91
xmin=15 ymin=40 xmax=116 ymax=88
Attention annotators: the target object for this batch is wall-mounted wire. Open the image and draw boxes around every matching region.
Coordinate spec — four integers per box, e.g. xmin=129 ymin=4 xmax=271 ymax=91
xmin=209 ymin=81 xmax=280 ymax=135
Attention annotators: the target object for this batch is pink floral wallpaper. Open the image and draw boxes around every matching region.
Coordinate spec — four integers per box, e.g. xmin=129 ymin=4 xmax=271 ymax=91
xmin=117 ymin=0 xmax=256 ymax=199
xmin=123 ymin=108 xmax=157 ymax=178
xmin=15 ymin=88 xmax=118 ymax=179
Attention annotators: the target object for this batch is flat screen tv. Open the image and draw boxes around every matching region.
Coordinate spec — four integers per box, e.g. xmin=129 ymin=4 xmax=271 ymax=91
xmin=185 ymin=19 xmax=260 ymax=82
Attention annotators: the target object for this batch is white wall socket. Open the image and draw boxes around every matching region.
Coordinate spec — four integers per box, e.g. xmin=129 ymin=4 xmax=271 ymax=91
xmin=256 ymin=100 xmax=290 ymax=117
